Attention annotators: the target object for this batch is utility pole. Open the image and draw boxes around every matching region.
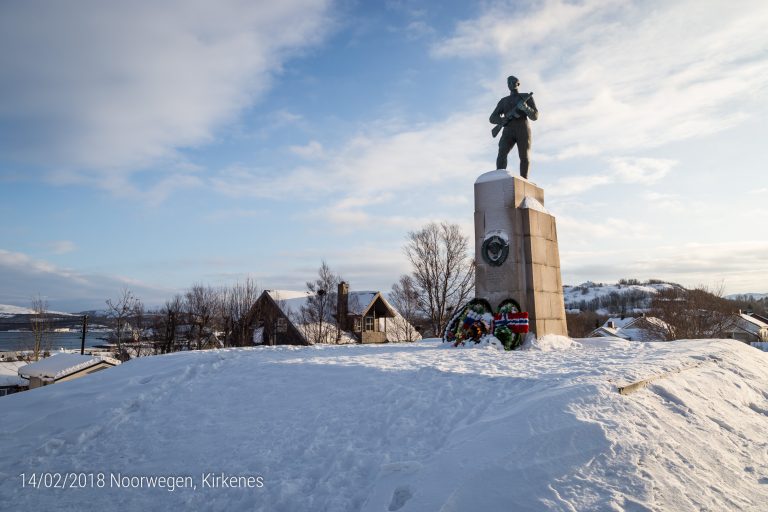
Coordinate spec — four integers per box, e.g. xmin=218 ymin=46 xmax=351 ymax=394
xmin=80 ymin=314 xmax=89 ymax=355
xmin=317 ymin=289 xmax=326 ymax=344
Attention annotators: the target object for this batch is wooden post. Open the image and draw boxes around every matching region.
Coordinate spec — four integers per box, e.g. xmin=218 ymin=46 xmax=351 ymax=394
xmin=80 ymin=315 xmax=89 ymax=355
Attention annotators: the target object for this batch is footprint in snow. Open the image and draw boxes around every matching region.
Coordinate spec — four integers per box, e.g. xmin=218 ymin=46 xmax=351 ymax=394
xmin=388 ymin=485 xmax=414 ymax=511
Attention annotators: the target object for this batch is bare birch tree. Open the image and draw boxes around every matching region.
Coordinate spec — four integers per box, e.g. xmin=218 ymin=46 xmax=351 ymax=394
xmin=29 ymin=294 xmax=49 ymax=361
xmin=301 ymin=260 xmax=342 ymax=344
xmin=221 ymin=278 xmax=261 ymax=347
xmin=185 ymin=284 xmax=219 ymax=350
xmin=388 ymin=275 xmax=421 ymax=341
xmin=105 ymin=289 xmax=141 ymax=361
xmin=404 ymin=222 xmax=474 ymax=336
xmin=650 ymin=283 xmax=735 ymax=340
xmin=155 ymin=294 xmax=183 ymax=354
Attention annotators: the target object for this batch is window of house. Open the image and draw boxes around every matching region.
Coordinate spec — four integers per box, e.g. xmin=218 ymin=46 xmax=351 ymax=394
xmin=353 ymin=318 xmax=362 ymax=332
xmin=276 ymin=317 xmax=287 ymax=333
xmin=364 ymin=316 xmax=374 ymax=331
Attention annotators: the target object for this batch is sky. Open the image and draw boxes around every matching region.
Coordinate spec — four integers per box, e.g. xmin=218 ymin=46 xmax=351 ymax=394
xmin=1 ymin=0 xmax=767 ymax=312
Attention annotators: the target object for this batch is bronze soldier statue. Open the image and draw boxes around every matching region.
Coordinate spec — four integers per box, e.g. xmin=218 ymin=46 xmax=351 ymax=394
xmin=489 ymin=76 xmax=538 ymax=178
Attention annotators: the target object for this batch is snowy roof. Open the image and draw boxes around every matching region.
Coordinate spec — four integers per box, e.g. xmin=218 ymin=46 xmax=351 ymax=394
xmin=739 ymin=313 xmax=768 ymax=329
xmin=729 ymin=313 xmax=768 ymax=335
xmin=602 ymin=317 xmax=635 ymax=329
xmin=0 ymin=361 xmax=28 ymax=387
xmin=590 ymin=316 xmax=668 ymax=341
xmin=18 ymin=354 xmax=117 ymax=381
xmin=347 ymin=292 xmax=378 ymax=315
xmin=266 ymin=290 xmax=313 ymax=316
xmin=266 ymin=290 xmax=312 ymax=301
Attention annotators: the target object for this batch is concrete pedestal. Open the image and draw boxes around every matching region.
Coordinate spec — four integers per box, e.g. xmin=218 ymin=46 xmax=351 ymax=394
xmin=474 ymin=170 xmax=568 ymax=337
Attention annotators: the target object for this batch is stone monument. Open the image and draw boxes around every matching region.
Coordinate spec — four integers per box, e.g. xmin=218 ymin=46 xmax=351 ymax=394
xmin=477 ymin=74 xmax=566 ymax=339
xmin=473 ymin=170 xmax=567 ymax=338
xmin=445 ymin=75 xmax=567 ymax=347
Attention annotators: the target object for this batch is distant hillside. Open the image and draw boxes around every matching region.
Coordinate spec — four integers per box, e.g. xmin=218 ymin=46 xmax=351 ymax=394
xmin=563 ymin=279 xmax=683 ymax=315
xmin=0 ymin=304 xmax=80 ymax=331
xmin=726 ymin=293 xmax=768 ymax=301
xmin=0 ymin=304 xmax=74 ymax=317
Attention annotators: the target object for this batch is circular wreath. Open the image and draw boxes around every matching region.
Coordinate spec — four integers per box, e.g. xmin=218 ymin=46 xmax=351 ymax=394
xmin=443 ymin=299 xmax=493 ymax=346
xmin=495 ymin=299 xmax=524 ymax=351
xmin=443 ymin=298 xmax=526 ymax=351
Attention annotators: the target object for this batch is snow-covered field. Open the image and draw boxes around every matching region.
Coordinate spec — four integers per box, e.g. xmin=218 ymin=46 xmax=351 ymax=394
xmin=2 ymin=338 xmax=768 ymax=511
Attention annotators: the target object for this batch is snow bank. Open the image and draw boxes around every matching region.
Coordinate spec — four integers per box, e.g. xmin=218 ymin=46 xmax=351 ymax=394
xmin=1 ymin=339 xmax=768 ymax=511
xmin=521 ymin=333 xmax=578 ymax=351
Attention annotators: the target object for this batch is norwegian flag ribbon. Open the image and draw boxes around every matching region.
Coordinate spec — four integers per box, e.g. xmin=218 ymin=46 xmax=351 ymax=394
xmin=493 ymin=311 xmax=529 ymax=334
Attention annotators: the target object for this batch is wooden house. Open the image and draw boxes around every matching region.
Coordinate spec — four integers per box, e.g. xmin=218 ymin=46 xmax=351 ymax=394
xmin=336 ymin=282 xmax=397 ymax=344
xmin=252 ymin=290 xmax=314 ymax=346
xmin=252 ymin=283 xmax=415 ymax=346
xmin=723 ymin=313 xmax=768 ymax=343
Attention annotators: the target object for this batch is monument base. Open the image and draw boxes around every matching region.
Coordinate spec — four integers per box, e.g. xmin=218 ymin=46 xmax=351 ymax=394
xmin=474 ymin=170 xmax=567 ymax=338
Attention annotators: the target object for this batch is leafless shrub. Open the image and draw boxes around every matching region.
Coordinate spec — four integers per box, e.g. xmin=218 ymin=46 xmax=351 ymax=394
xmin=650 ymin=283 xmax=736 ymax=340
xmin=388 ymin=275 xmax=421 ymax=342
xmin=404 ymin=222 xmax=474 ymax=336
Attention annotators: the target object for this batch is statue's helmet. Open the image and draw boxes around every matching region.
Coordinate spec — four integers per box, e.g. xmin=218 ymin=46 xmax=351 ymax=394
xmin=507 ymin=76 xmax=520 ymax=89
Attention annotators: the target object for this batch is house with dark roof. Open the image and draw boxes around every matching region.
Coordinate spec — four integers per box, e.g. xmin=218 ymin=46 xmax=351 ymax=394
xmin=252 ymin=282 xmax=419 ymax=346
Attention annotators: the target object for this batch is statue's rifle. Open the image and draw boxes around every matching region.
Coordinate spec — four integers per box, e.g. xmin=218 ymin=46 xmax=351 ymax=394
xmin=491 ymin=92 xmax=534 ymax=138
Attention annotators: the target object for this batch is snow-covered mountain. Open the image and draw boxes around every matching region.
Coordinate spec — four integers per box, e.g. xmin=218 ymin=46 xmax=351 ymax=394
xmin=563 ymin=280 xmax=680 ymax=314
xmin=1 ymin=338 xmax=767 ymax=510
xmin=0 ymin=303 xmax=74 ymax=317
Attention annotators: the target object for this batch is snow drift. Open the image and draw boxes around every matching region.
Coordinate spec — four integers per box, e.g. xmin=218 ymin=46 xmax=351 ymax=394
xmin=1 ymin=338 xmax=767 ymax=511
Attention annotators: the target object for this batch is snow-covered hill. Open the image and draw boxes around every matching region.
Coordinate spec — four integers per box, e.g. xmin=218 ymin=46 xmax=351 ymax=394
xmin=0 ymin=303 xmax=75 ymax=318
xmin=563 ymin=281 xmax=678 ymax=314
xmin=2 ymin=339 xmax=768 ymax=510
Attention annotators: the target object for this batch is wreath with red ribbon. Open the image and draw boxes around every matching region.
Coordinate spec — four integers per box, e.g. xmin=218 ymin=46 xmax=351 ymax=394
xmin=444 ymin=298 xmax=529 ymax=351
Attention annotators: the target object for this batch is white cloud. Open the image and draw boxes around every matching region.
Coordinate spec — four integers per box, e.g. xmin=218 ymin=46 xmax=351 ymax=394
xmin=0 ymin=249 xmax=170 ymax=311
xmin=0 ymin=0 xmax=332 ymax=176
xmin=208 ymin=110 xmax=491 ymax=231
xmin=144 ymin=174 xmax=204 ymax=206
xmin=557 ymin=216 xmax=652 ymax=241
xmin=562 ymin=240 xmax=768 ymax=293
xmin=433 ymin=0 xmax=768 ymax=159
xmin=213 ymin=1 xmax=768 ymax=225
xmin=48 ymin=240 xmax=76 ymax=255
xmin=289 ymin=140 xmax=326 ymax=160
xmin=642 ymin=192 xmax=684 ymax=212
xmin=608 ymin=158 xmax=674 ymax=184
xmin=548 ymin=157 xmax=676 ymax=196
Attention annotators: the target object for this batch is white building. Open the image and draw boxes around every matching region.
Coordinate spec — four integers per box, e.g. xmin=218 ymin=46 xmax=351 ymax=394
xmin=589 ymin=316 xmax=669 ymax=341
xmin=723 ymin=313 xmax=768 ymax=343
xmin=18 ymin=353 xmax=120 ymax=389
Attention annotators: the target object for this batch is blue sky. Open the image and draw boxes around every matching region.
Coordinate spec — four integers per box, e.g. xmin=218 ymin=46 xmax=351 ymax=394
xmin=1 ymin=0 xmax=767 ymax=311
